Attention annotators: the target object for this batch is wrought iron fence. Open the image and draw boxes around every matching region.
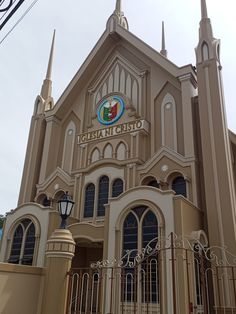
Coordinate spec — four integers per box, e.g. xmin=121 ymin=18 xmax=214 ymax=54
xmin=67 ymin=233 xmax=236 ymax=314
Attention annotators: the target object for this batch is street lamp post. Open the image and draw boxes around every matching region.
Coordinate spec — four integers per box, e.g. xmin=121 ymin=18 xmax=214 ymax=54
xmin=57 ymin=192 xmax=74 ymax=229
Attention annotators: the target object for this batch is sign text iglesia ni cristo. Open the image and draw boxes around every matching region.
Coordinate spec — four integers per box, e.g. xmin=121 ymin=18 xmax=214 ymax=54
xmin=78 ymin=119 xmax=149 ymax=144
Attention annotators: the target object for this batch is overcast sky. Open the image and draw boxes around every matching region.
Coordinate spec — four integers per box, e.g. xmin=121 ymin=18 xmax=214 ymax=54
xmin=0 ymin=0 xmax=235 ymax=215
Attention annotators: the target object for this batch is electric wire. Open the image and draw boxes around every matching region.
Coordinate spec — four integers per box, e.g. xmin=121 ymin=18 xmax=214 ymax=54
xmin=0 ymin=0 xmax=17 ymax=22
xmin=0 ymin=0 xmax=40 ymax=45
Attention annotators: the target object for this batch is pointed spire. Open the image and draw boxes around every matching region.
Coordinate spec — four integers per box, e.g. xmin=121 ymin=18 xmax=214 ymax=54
xmin=115 ymin=0 xmax=121 ymax=14
xmin=195 ymin=0 xmax=219 ymax=64
xmin=46 ymin=29 xmax=56 ymax=80
xmin=198 ymin=0 xmax=213 ymax=42
xmin=160 ymin=21 xmax=167 ymax=58
xmin=201 ymin=0 xmax=208 ymax=19
xmin=40 ymin=30 xmax=56 ymax=101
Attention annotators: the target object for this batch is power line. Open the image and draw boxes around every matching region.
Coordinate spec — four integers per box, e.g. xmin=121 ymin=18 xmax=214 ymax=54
xmin=0 ymin=0 xmax=40 ymax=45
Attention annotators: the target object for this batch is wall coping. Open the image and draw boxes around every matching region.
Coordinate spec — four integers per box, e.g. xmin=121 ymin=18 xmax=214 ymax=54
xmin=0 ymin=262 xmax=45 ymax=276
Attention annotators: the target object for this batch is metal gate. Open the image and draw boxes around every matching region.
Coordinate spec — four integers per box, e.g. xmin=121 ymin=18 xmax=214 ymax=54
xmin=66 ymin=233 xmax=236 ymax=314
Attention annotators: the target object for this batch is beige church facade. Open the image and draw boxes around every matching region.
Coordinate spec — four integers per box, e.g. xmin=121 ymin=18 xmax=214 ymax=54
xmin=1 ymin=0 xmax=236 ymax=313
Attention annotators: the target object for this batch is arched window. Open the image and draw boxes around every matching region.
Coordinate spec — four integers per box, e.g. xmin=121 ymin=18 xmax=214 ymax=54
xmin=142 ymin=210 xmax=158 ymax=249
xmin=42 ymin=196 xmax=51 ymax=207
xmin=122 ymin=208 xmax=159 ymax=304
xmin=112 ymin=179 xmax=124 ymax=197
xmin=22 ymin=223 xmax=36 ymax=265
xmin=9 ymin=219 xmax=36 ymax=266
xmin=123 ymin=212 xmax=138 ymax=252
xmin=84 ymin=183 xmax=95 ymax=218
xmin=142 ymin=176 xmax=159 ymax=189
xmin=8 ymin=224 xmax=23 ymax=264
xmin=97 ymin=176 xmax=109 ymax=216
xmin=36 ymin=194 xmax=50 ymax=207
xmin=172 ymin=176 xmax=187 ymax=197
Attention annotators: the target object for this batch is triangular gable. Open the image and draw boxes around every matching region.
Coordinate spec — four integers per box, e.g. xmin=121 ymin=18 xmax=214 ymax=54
xmin=138 ymin=146 xmax=196 ymax=174
xmin=47 ymin=23 xmax=196 ymax=119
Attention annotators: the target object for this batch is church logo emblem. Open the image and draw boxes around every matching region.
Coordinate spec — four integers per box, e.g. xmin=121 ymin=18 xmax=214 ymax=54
xmin=97 ymin=95 xmax=125 ymax=125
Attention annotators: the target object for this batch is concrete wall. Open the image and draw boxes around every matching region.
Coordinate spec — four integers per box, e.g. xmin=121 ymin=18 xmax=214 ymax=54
xmin=0 ymin=263 xmax=45 ymax=314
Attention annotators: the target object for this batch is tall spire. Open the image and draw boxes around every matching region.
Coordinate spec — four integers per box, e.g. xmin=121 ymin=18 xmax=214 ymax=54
xmin=201 ymin=0 xmax=208 ymax=19
xmin=46 ymin=29 xmax=56 ymax=80
xmin=199 ymin=0 xmax=213 ymax=39
xmin=160 ymin=21 xmax=167 ymax=58
xmin=40 ymin=30 xmax=56 ymax=101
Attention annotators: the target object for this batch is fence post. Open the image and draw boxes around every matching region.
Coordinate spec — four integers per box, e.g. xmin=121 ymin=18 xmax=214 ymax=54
xmin=41 ymin=229 xmax=75 ymax=314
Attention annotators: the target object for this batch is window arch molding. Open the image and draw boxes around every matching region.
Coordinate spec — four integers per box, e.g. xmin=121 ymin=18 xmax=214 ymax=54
xmin=111 ymin=177 xmax=124 ymax=198
xmin=7 ymin=215 xmax=41 ymax=240
xmin=165 ymin=170 xmax=187 ymax=185
xmin=115 ymin=141 xmax=128 ymax=160
xmin=140 ymin=175 xmax=160 ymax=188
xmin=90 ymin=147 xmax=100 ymax=164
xmin=7 ymin=215 xmax=40 ymax=266
xmin=166 ymin=171 xmax=188 ymax=198
xmin=53 ymin=189 xmax=66 ymax=201
xmin=103 ymin=143 xmax=114 ymax=159
xmin=35 ymin=193 xmax=51 ymax=207
xmin=115 ymin=200 xmax=165 ymax=235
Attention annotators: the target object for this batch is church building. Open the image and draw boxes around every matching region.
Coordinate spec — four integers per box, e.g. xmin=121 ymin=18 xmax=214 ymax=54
xmin=0 ymin=1 xmax=236 ymax=313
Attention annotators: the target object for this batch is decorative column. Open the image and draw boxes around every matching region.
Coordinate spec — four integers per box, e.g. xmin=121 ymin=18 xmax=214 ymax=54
xmin=42 ymin=229 xmax=75 ymax=314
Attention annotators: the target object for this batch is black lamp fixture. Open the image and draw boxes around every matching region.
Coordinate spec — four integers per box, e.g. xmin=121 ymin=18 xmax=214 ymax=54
xmin=58 ymin=191 xmax=75 ymax=229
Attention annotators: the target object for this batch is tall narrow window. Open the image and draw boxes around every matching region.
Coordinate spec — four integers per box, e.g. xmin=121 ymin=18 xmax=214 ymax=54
xmin=123 ymin=212 xmax=138 ymax=253
xmin=84 ymin=183 xmax=95 ymax=218
xmin=123 ymin=212 xmax=138 ymax=302
xmin=142 ymin=210 xmax=158 ymax=249
xmin=22 ymin=223 xmax=36 ymax=265
xmin=172 ymin=176 xmax=187 ymax=197
xmin=8 ymin=224 xmax=23 ymax=264
xmin=112 ymin=179 xmax=124 ymax=197
xmin=142 ymin=211 xmax=159 ymax=303
xmin=9 ymin=219 xmax=36 ymax=266
xmin=97 ymin=176 xmax=109 ymax=216
xmin=122 ymin=208 xmax=159 ymax=304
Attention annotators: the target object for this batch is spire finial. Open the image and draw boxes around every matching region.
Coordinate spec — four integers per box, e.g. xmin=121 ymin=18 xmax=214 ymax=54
xmin=160 ymin=21 xmax=167 ymax=58
xmin=46 ymin=29 xmax=56 ymax=80
xmin=40 ymin=30 xmax=56 ymax=103
xmin=115 ymin=0 xmax=121 ymax=13
xmin=107 ymin=0 xmax=128 ymax=30
xmin=201 ymin=0 xmax=208 ymax=19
